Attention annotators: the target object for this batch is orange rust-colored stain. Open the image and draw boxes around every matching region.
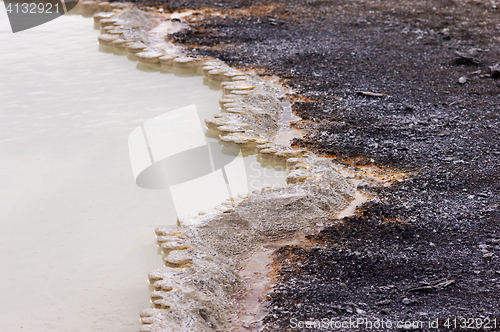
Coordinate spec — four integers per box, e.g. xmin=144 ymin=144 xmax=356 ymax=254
xmin=225 ymin=3 xmax=302 ymax=20
xmin=291 ymin=150 xmax=416 ymax=186
xmin=286 ymin=94 xmax=321 ymax=103
xmin=269 ymin=246 xmax=302 ymax=274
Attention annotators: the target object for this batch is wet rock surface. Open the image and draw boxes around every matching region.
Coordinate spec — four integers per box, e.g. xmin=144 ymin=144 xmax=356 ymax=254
xmin=126 ymin=0 xmax=500 ymax=329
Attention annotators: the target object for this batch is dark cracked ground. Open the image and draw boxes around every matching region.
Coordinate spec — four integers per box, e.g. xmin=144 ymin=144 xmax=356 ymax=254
xmin=129 ymin=0 xmax=499 ymax=330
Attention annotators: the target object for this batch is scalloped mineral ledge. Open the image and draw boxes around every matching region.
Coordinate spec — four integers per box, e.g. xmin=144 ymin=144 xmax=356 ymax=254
xmin=89 ymin=4 xmax=355 ymax=331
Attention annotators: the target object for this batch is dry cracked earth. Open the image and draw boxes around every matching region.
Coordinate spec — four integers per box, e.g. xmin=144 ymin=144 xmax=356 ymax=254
xmin=127 ymin=0 xmax=499 ymax=330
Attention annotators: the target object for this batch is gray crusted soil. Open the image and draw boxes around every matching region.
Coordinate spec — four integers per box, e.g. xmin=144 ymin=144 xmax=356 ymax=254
xmin=127 ymin=0 xmax=500 ymax=330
